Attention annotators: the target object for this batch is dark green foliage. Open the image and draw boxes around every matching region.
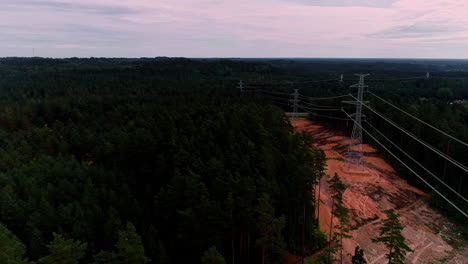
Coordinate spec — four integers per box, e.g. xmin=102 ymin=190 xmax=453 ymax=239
xmin=0 ymin=58 xmax=326 ymax=263
xmin=38 ymin=233 xmax=87 ymax=264
xmin=328 ymin=173 xmax=346 ymax=203
xmin=351 ymin=246 xmax=367 ymax=264
xmin=201 ymin=246 xmax=226 ymax=264
xmin=1 ymin=57 xmax=464 ymax=263
xmin=115 ymin=223 xmax=150 ymax=264
xmin=255 ymin=193 xmax=286 ymax=264
xmin=0 ymin=223 xmax=30 ymax=264
xmin=93 ymin=223 xmax=149 ymax=264
xmin=372 ymin=210 xmax=413 ymax=264
xmin=327 ymin=173 xmax=350 ymax=263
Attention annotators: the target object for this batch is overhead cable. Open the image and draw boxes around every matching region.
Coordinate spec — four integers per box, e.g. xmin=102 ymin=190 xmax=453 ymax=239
xmin=342 ymin=110 xmax=468 ymax=218
xmin=349 ymin=95 xmax=468 ymax=173
xmin=368 ymin=91 xmax=468 ymax=148
xmin=366 ymin=120 xmax=468 ymax=203
xmin=299 ymin=105 xmax=342 ymax=111
xmin=308 ymin=112 xmax=350 ymax=121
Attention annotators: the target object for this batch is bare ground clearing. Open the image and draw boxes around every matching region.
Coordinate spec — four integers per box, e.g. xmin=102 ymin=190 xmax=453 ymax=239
xmin=290 ymin=118 xmax=467 ymax=264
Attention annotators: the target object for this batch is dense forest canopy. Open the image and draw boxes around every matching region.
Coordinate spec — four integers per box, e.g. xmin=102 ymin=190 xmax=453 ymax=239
xmin=0 ymin=57 xmax=328 ymax=263
xmin=0 ymin=57 xmax=467 ymax=263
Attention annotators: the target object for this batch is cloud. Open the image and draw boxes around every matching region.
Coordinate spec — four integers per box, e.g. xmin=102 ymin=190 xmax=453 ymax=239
xmin=281 ymin=0 xmax=394 ymax=8
xmin=369 ymin=22 xmax=466 ymax=39
xmin=0 ymin=0 xmax=468 ymax=58
xmin=5 ymin=0 xmax=139 ymax=15
xmin=367 ymin=0 xmax=468 ymax=47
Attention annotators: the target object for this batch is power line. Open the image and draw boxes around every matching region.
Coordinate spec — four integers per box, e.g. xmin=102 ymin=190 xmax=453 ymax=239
xmin=300 ymin=100 xmax=343 ymax=109
xmin=243 ymin=81 xmax=293 ymax=85
xmin=245 ymin=90 xmax=290 ymax=107
xmin=299 ymin=105 xmax=342 ymax=111
xmin=342 ymin=110 xmax=468 ymax=218
xmin=365 ymin=121 xmax=468 ymax=203
xmin=308 ymin=112 xmax=350 ymax=121
xmin=293 ymin=78 xmax=340 ymax=84
xmin=244 ymin=74 xmax=430 ymax=87
xmin=432 ymin=76 xmax=468 ymax=80
xmin=367 ymin=91 xmax=468 ymax=148
xmin=361 ymin=75 xmax=427 ymax=82
xmin=244 ymin=90 xmax=289 ymax=103
xmin=349 ymin=94 xmax=468 ymax=174
xmin=298 ymin=94 xmax=352 ymax=101
xmin=243 ymin=77 xmax=340 ymax=85
xmin=245 ymin=90 xmax=290 ymax=102
xmin=255 ymin=89 xmax=293 ymax=96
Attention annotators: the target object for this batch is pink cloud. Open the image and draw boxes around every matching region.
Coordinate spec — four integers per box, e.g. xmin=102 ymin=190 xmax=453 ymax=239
xmin=1 ymin=0 xmax=468 ymax=58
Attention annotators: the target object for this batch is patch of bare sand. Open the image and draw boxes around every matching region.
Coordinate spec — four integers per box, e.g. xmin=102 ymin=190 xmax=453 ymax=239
xmin=290 ymin=118 xmax=466 ymax=264
xmin=346 ymin=203 xmax=458 ymax=264
xmin=351 ymin=144 xmax=378 ymax=153
xmin=321 ymin=143 xmax=339 ymax=151
xmin=362 ymin=156 xmax=395 ymax=173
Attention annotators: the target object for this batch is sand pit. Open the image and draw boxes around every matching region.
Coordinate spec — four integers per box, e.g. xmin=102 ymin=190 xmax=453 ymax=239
xmin=290 ymin=118 xmax=466 ymax=264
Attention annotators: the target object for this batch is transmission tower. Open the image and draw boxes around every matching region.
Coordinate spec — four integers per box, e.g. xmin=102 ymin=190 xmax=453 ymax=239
xmin=290 ymin=89 xmax=299 ymax=117
xmin=343 ymin=74 xmax=369 ymax=168
xmin=238 ymin=80 xmax=244 ymax=96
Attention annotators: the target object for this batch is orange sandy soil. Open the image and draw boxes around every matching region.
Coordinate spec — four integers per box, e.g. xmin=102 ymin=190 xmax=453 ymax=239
xmin=289 ymin=118 xmax=467 ymax=264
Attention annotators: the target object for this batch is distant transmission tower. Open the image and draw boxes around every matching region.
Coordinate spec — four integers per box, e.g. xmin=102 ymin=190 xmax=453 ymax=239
xmin=344 ymin=74 xmax=369 ymax=168
xmin=290 ymin=89 xmax=300 ymax=117
xmin=238 ymin=80 xmax=244 ymax=96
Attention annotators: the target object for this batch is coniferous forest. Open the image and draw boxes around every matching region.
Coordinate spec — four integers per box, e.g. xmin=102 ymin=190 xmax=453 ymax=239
xmin=0 ymin=57 xmax=327 ymax=263
xmin=0 ymin=57 xmax=467 ymax=263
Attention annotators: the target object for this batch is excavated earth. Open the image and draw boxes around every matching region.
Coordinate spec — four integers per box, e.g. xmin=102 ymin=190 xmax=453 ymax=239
xmin=290 ymin=118 xmax=467 ymax=264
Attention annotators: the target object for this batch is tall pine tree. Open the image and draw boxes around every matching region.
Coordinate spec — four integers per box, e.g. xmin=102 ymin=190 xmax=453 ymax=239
xmin=255 ymin=193 xmax=285 ymax=264
xmin=371 ymin=210 xmax=413 ymax=264
xmin=327 ymin=173 xmax=348 ymax=263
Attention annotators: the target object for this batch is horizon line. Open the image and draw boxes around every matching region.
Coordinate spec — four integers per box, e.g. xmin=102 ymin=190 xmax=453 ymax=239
xmin=2 ymin=56 xmax=468 ymax=61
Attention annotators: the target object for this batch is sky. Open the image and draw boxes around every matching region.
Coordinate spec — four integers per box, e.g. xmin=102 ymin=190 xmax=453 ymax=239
xmin=1 ymin=0 xmax=468 ymax=58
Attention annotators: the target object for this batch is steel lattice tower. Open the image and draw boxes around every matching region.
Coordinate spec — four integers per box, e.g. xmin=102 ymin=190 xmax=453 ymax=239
xmin=290 ymin=89 xmax=299 ymax=117
xmin=346 ymin=74 xmax=369 ymax=167
xmin=238 ymin=80 xmax=244 ymax=95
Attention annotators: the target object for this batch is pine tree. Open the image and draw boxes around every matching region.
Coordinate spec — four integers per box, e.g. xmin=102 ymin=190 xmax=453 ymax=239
xmin=327 ymin=173 xmax=348 ymax=263
xmin=38 ymin=233 xmax=87 ymax=264
xmin=201 ymin=246 xmax=226 ymax=264
xmin=115 ymin=223 xmax=150 ymax=264
xmin=371 ymin=210 xmax=413 ymax=264
xmin=333 ymin=202 xmax=351 ymax=264
xmin=94 ymin=223 xmax=150 ymax=264
xmin=255 ymin=193 xmax=285 ymax=264
xmin=0 ymin=223 xmax=30 ymax=264
xmin=351 ymin=246 xmax=367 ymax=264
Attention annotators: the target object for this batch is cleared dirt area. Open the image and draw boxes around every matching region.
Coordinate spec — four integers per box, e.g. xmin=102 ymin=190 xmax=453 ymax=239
xmin=291 ymin=118 xmax=467 ymax=264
